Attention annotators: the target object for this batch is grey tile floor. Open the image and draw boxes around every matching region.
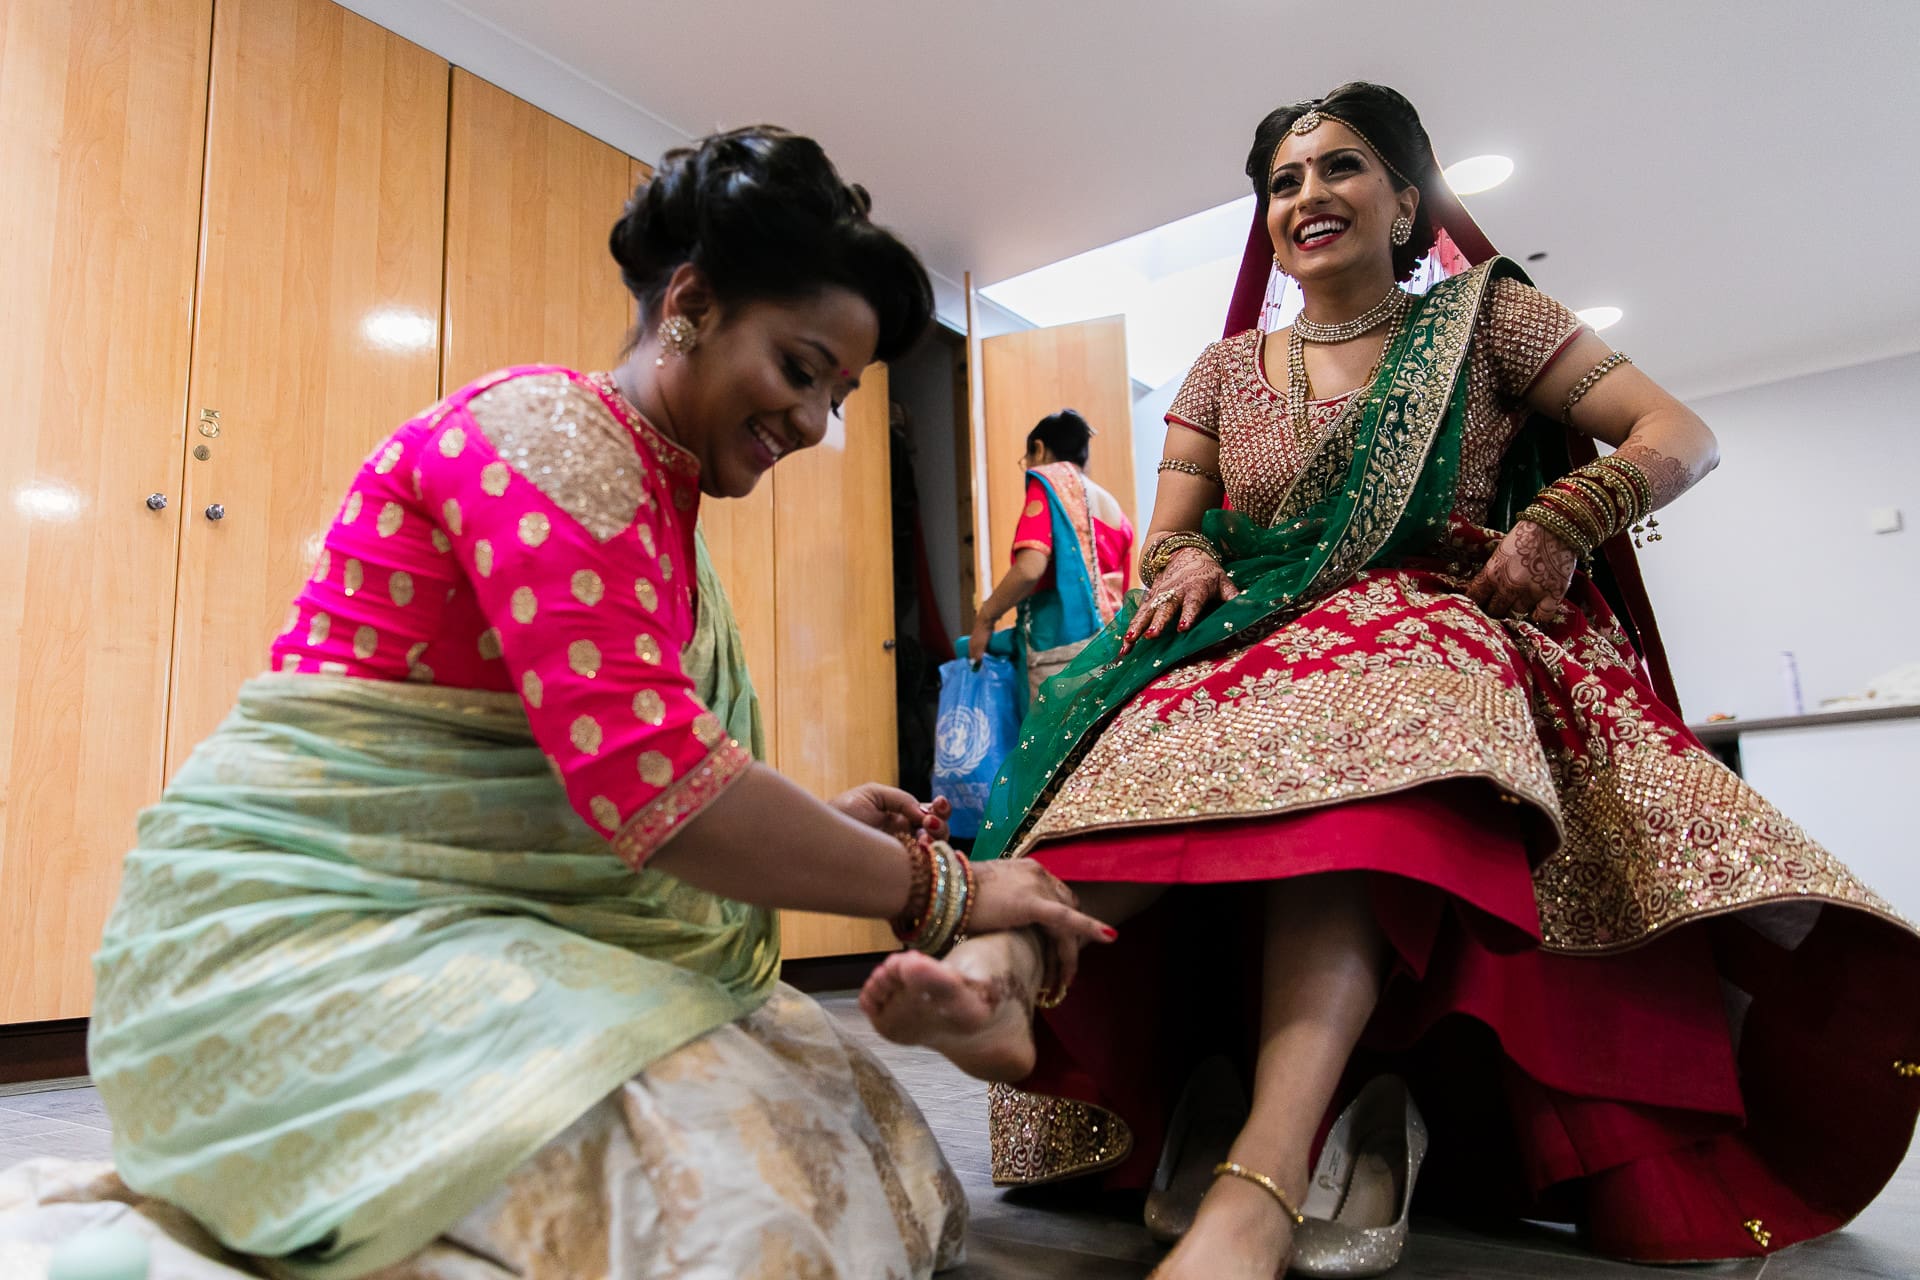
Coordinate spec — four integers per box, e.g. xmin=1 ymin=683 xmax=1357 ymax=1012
xmin=2 ymin=998 xmax=1912 ymax=1279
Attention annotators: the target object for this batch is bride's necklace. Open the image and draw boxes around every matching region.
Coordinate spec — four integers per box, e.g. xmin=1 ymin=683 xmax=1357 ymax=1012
xmin=1292 ymin=286 xmax=1410 ymax=344
xmin=1286 ymin=308 xmax=1404 ymax=442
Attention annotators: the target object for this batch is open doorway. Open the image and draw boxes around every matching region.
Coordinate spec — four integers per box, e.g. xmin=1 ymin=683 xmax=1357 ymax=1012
xmin=886 ymin=323 xmax=973 ymax=800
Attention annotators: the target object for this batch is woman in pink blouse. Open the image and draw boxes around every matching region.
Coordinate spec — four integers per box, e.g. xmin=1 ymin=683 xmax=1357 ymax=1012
xmin=969 ymin=409 xmax=1135 ymax=707
xmin=75 ymin=127 xmax=1110 ymax=1280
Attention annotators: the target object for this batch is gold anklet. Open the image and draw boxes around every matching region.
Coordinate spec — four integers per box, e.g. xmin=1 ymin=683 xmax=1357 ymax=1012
xmin=1213 ymin=1161 xmax=1305 ymax=1225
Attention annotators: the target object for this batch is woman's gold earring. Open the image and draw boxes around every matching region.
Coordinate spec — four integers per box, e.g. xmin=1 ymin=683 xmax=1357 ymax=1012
xmin=1390 ymin=216 xmax=1414 ymax=248
xmin=655 ymin=315 xmax=699 ymax=368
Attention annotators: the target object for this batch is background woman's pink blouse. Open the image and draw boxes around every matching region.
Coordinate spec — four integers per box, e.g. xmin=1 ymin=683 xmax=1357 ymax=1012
xmin=1010 ymin=476 xmax=1135 ymax=592
xmin=271 ymin=366 xmax=748 ymax=867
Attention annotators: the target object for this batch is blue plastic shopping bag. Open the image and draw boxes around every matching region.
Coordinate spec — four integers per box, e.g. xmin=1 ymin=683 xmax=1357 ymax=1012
xmin=933 ymin=655 xmax=1020 ymax=839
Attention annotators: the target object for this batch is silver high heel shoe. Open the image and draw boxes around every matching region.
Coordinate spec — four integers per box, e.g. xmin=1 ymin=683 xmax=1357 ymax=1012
xmin=1290 ymin=1075 xmax=1428 ymax=1278
xmin=1143 ymin=1056 xmax=1247 ymax=1243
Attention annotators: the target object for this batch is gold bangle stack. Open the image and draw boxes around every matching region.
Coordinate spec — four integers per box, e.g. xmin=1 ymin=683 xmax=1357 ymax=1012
xmin=889 ymin=840 xmax=974 ymax=958
xmin=1517 ymin=454 xmax=1658 ymax=558
xmin=1139 ymin=531 xmax=1221 ymax=588
xmin=1561 ymin=352 xmax=1633 ymax=422
xmin=1157 ymin=458 xmax=1223 ymax=487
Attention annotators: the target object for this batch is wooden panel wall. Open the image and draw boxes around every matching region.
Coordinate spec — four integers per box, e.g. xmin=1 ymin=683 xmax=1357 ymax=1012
xmin=775 ymin=370 xmax=900 ymax=958
xmin=441 ymin=70 xmax=633 ymax=389
xmin=0 ymin=0 xmax=214 ymax=1022
xmin=165 ymin=0 xmax=449 ymax=773
xmin=979 ymin=316 xmax=1136 ymax=588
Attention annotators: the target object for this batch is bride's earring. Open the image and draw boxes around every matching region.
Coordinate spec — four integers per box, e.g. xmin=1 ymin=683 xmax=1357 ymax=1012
xmin=1389 ymin=216 xmax=1414 ymax=247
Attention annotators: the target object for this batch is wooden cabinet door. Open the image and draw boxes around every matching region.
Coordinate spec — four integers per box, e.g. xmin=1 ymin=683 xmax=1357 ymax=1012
xmin=0 ymin=0 xmax=213 ymax=1022
xmin=979 ymin=316 xmax=1136 ymax=581
xmin=699 ymin=476 xmax=780 ymax=762
xmin=440 ymin=71 xmax=635 ymax=389
xmin=774 ymin=369 xmax=900 ymax=958
xmin=165 ymin=0 xmax=449 ymax=774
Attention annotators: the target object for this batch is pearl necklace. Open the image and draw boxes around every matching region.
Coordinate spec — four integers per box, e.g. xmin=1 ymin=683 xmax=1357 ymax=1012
xmin=1292 ymin=286 xmax=1410 ymax=344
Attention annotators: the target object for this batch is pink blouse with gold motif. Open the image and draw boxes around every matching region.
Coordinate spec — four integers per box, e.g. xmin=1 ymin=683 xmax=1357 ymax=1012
xmin=271 ymin=366 xmax=749 ymax=867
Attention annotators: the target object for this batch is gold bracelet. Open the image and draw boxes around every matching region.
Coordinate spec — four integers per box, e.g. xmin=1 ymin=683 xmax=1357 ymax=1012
xmin=1575 ymin=466 xmax=1641 ymax=527
xmin=1157 ymin=458 xmax=1223 ymax=486
xmin=1561 ymin=352 xmax=1632 ymax=422
xmin=1592 ymin=453 xmax=1654 ymax=516
xmin=1140 ymin=532 xmax=1221 ymax=587
xmin=1517 ymin=503 xmax=1594 ymax=559
xmin=1560 ymin=475 xmax=1628 ymax=535
xmin=1538 ymin=487 xmax=1609 ymax=549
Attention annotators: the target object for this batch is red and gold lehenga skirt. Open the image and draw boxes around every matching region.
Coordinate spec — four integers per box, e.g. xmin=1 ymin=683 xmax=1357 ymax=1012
xmin=990 ymin=526 xmax=1920 ymax=1262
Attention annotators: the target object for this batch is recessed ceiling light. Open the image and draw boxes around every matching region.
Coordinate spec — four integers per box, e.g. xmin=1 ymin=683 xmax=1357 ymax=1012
xmin=1442 ymin=154 xmax=1514 ymax=196
xmin=1576 ymin=306 xmax=1623 ymax=332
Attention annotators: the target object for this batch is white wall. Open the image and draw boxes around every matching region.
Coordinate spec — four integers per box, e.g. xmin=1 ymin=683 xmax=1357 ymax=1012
xmin=1739 ymin=721 xmax=1920 ymax=920
xmin=1641 ymin=352 xmax=1920 ymax=720
xmin=1130 ymin=376 xmax=1182 ymax=533
xmin=1642 ymin=352 xmax=1920 ymax=914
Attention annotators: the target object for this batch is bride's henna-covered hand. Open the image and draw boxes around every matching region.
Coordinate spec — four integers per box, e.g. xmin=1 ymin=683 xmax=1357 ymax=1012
xmin=1122 ymin=547 xmax=1241 ymax=652
xmin=1465 ymin=519 xmax=1578 ymax=624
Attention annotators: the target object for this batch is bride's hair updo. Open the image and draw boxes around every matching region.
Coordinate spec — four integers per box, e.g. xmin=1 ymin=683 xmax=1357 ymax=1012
xmin=1245 ymin=82 xmax=1442 ymax=281
xmin=611 ymin=125 xmax=934 ymax=361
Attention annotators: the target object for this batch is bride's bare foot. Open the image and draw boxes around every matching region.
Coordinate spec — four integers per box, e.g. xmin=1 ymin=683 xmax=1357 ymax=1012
xmin=858 ymin=932 xmax=1042 ymax=1082
xmin=1149 ymin=1165 xmax=1303 ymax=1280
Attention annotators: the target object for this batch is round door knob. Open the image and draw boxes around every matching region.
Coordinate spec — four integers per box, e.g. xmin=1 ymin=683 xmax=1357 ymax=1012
xmin=882 ymin=639 xmax=897 ymax=652
xmin=204 ymin=503 xmax=225 ymax=521
xmin=144 ymin=493 xmax=168 ymax=511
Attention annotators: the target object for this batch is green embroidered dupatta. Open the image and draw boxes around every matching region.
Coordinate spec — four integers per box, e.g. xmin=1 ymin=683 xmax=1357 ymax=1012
xmin=975 ymin=260 xmax=1515 ymax=861
xmin=88 ymin=533 xmax=777 ymax=1278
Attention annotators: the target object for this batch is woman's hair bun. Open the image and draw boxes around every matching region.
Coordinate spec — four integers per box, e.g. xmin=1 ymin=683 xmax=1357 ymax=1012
xmin=611 ymin=126 xmax=932 ymax=361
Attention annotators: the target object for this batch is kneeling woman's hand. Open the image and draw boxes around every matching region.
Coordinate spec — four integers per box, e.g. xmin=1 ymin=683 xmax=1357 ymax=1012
xmin=969 ymin=858 xmax=1115 ymax=991
xmin=831 ymin=785 xmax=951 ymax=842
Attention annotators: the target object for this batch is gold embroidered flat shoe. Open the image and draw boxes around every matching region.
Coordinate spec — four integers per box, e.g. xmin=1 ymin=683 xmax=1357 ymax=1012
xmin=1290 ymin=1075 xmax=1428 ymax=1278
xmin=1143 ymin=1055 xmax=1247 ymax=1243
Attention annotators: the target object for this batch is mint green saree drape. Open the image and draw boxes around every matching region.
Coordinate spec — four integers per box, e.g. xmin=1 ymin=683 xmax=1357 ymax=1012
xmin=88 ymin=539 xmax=784 ymax=1277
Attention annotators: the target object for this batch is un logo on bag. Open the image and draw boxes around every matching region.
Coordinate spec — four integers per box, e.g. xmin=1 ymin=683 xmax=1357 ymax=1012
xmin=935 ymin=706 xmax=993 ymax=774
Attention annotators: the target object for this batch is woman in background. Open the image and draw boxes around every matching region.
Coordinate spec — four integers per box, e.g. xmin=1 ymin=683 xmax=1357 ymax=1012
xmin=968 ymin=409 xmax=1135 ymax=706
xmin=15 ymin=126 xmax=1109 ymax=1280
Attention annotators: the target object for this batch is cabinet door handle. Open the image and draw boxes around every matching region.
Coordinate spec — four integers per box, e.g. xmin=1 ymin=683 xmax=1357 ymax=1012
xmin=204 ymin=503 xmax=226 ymax=521
xmin=882 ymin=639 xmax=897 ymax=652
xmin=145 ymin=493 xmax=168 ymax=511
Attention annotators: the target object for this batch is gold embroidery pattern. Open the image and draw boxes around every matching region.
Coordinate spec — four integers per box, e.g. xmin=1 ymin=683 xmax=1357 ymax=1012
xmin=469 ymin=371 xmax=645 ymax=542
xmin=1022 ymin=662 xmax=1552 ymax=849
xmin=586 ymin=370 xmax=701 ymax=482
xmin=1187 ymin=275 xmax=1583 ymax=531
xmin=1534 ymin=737 xmax=1900 ymax=954
xmin=611 ymin=741 xmax=754 ymax=867
xmin=987 ymin=1083 xmax=1133 ymax=1186
xmin=1307 ymin=264 xmax=1493 ymax=593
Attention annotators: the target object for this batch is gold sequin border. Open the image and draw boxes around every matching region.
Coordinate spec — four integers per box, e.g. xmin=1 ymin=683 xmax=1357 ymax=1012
xmin=612 ymin=739 xmax=754 ymax=867
xmin=988 ymin=1082 xmax=1134 ymax=1186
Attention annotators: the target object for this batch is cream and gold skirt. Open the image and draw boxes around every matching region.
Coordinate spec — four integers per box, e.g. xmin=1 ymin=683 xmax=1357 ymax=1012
xmin=0 ymin=986 xmax=967 ymax=1280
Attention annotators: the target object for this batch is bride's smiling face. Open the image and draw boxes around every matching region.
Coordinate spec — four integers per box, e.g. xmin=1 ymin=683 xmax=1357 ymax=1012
xmin=1265 ymin=119 xmax=1415 ymax=286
